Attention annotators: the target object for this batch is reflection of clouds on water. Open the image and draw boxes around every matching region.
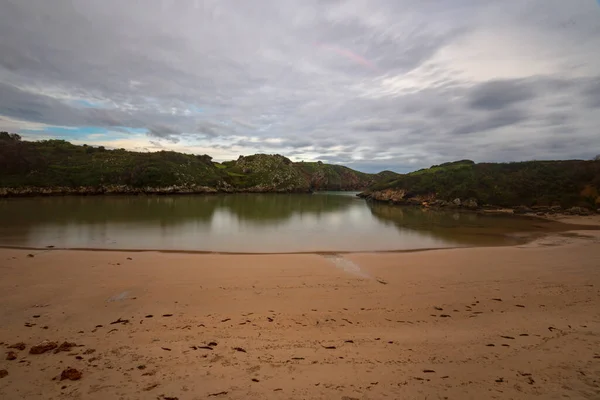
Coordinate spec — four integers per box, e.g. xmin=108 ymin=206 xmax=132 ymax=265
xmin=0 ymin=194 xmax=567 ymax=252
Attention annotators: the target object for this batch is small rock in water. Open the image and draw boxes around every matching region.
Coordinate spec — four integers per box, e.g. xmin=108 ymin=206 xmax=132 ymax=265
xmin=30 ymin=340 xmax=58 ymax=354
xmin=60 ymin=367 xmax=82 ymax=381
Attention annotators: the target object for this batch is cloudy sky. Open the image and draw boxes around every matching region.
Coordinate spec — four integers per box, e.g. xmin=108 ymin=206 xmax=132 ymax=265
xmin=1 ymin=0 xmax=599 ymax=172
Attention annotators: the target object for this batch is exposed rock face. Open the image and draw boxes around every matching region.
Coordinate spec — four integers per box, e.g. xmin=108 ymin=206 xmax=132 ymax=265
xmin=565 ymin=207 xmax=591 ymax=216
xmin=462 ymin=199 xmax=478 ymax=209
xmin=0 ymin=185 xmax=220 ymax=197
xmin=513 ymin=206 xmax=533 ymax=214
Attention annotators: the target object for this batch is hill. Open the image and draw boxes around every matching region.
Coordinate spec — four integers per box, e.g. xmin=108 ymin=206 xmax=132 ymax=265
xmin=360 ymin=159 xmax=600 ymax=212
xmin=0 ymin=133 xmax=394 ymax=196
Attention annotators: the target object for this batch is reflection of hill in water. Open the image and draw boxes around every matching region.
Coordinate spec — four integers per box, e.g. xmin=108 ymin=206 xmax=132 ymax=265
xmin=367 ymin=203 xmax=582 ymax=246
xmin=0 ymin=193 xmax=356 ymax=228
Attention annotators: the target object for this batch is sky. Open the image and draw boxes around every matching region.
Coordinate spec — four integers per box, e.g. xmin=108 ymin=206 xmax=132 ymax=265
xmin=0 ymin=0 xmax=599 ymax=173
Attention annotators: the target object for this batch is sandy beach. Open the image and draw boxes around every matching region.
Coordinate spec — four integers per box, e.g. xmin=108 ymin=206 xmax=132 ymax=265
xmin=1 ymin=229 xmax=600 ymax=399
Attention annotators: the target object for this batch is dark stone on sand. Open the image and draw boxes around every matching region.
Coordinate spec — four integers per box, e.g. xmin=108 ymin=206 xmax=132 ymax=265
xmin=208 ymin=391 xmax=228 ymax=397
xmin=321 ymin=345 xmax=336 ymax=350
xmin=27 ymin=254 xmax=34 ymax=258
xmin=207 ymin=341 xmax=218 ymax=347
xmin=500 ymin=336 xmax=515 ymax=340
xmin=434 ymin=306 xmax=443 ymax=311
xmin=233 ymin=347 xmax=247 ymax=353
xmin=6 ymin=351 xmax=17 ymax=360
xmin=486 ymin=344 xmax=495 ymax=347
xmin=251 ymin=378 xmax=259 ymax=382
xmin=221 ymin=318 xmax=231 ymax=323
xmin=0 ymin=370 xmax=8 ymax=379
xmin=145 ymin=315 xmax=153 ymax=318
xmin=161 ymin=347 xmax=171 ymax=351
xmin=162 ymin=314 xmax=173 ymax=317
xmin=440 ymin=314 xmax=451 ymax=318
xmin=54 ymin=342 xmax=77 ymax=354
xmin=515 ymin=304 xmax=525 ymax=308
xmin=492 ymin=298 xmax=502 ymax=302
xmin=33 ymin=315 xmax=40 ymax=318
xmin=8 ymin=342 xmax=26 ymax=351
xmin=423 ymin=369 xmax=435 ymax=373
xmin=75 ymin=356 xmax=83 ymax=360
xmin=29 ymin=340 xmax=58 ymax=354
xmin=137 ymin=365 xmax=146 ymax=370
xmin=110 ymin=318 xmax=129 ymax=325
xmin=376 ymin=279 xmax=388 ymax=285
xmin=197 ymin=346 xmax=213 ymax=350
xmin=60 ymin=367 xmax=82 ymax=381
xmin=344 ymin=340 xmax=354 ymax=343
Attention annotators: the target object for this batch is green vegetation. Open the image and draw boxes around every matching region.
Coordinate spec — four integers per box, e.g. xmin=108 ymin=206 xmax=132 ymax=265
xmin=367 ymin=159 xmax=600 ymax=209
xmin=294 ymin=161 xmax=374 ymax=190
xmin=0 ymin=133 xmax=392 ymax=194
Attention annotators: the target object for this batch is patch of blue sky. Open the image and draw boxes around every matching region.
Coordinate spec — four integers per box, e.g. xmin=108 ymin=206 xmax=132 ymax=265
xmin=22 ymin=125 xmax=107 ymax=138
xmin=113 ymin=126 xmax=148 ymax=134
xmin=20 ymin=125 xmax=146 ymax=143
xmin=187 ymin=104 xmax=204 ymax=114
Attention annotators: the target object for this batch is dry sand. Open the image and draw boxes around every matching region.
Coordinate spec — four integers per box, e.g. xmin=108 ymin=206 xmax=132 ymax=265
xmin=1 ymin=230 xmax=600 ymax=399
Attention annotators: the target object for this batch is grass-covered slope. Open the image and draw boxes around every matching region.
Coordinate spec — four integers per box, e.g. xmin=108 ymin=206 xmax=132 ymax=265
xmin=363 ymin=159 xmax=600 ymax=209
xmin=293 ymin=161 xmax=375 ymax=190
xmin=0 ymin=133 xmax=393 ymax=194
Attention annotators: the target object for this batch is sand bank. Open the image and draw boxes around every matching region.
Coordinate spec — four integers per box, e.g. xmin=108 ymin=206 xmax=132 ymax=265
xmin=1 ymin=231 xmax=600 ymax=399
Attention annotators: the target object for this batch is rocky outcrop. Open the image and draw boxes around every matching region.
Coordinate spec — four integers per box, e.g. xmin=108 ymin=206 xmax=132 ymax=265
xmin=360 ymin=188 xmax=599 ymax=216
xmin=360 ymin=189 xmax=480 ymax=210
xmin=0 ymin=185 xmax=221 ymax=197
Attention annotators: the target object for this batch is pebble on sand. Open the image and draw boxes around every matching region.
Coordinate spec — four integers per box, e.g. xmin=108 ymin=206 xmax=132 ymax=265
xmin=60 ymin=367 xmax=82 ymax=381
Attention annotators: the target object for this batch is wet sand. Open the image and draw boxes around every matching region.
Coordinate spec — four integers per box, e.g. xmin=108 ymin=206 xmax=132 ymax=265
xmin=1 ymin=230 xmax=600 ymax=399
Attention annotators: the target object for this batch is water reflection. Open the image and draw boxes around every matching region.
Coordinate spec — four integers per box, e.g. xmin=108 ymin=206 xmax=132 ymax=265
xmin=0 ymin=193 xmax=584 ymax=252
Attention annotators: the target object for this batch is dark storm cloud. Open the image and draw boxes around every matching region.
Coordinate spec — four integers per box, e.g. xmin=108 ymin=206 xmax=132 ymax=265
xmin=0 ymin=0 xmax=599 ymax=171
xmin=468 ymin=80 xmax=536 ymax=111
xmin=450 ymin=108 xmax=529 ymax=136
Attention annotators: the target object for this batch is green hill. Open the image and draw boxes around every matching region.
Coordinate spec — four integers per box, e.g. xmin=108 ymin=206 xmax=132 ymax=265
xmin=361 ymin=159 xmax=600 ymax=210
xmin=0 ymin=133 xmax=394 ymax=195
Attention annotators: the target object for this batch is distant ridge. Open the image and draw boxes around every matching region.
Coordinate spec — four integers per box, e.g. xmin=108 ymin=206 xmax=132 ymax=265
xmin=0 ymin=133 xmax=397 ymax=196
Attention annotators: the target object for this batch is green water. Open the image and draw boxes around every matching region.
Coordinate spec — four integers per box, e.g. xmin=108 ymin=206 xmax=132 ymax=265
xmin=0 ymin=192 xmax=581 ymax=252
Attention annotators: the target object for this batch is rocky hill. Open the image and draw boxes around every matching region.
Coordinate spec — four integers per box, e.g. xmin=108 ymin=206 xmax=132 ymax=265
xmin=0 ymin=133 xmax=395 ymax=196
xmin=360 ymin=159 xmax=600 ymax=213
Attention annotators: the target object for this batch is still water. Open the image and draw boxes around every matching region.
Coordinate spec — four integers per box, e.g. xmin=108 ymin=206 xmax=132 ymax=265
xmin=0 ymin=192 xmax=574 ymax=252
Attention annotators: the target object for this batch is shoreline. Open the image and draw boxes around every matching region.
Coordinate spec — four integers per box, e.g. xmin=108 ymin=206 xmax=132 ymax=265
xmin=2 ymin=233 xmax=600 ymax=399
xmin=1 ymin=232 xmax=599 ymax=399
